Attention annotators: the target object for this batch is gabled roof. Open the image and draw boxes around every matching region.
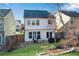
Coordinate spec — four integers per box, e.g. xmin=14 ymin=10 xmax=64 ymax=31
xmin=24 ymin=10 xmax=55 ymax=18
xmin=0 ymin=9 xmax=11 ymax=17
xmin=60 ymin=11 xmax=79 ymax=17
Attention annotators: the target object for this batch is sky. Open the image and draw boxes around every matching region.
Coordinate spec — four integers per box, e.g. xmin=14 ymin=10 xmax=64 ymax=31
xmin=0 ymin=3 xmax=79 ymax=24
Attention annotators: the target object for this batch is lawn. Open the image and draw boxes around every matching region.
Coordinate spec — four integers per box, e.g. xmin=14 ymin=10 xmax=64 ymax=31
xmin=0 ymin=43 xmax=79 ymax=56
xmin=0 ymin=43 xmax=55 ymax=56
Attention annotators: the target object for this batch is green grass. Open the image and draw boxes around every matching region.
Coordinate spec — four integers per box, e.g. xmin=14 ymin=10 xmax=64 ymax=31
xmin=0 ymin=43 xmax=79 ymax=56
xmin=0 ymin=43 xmax=55 ymax=56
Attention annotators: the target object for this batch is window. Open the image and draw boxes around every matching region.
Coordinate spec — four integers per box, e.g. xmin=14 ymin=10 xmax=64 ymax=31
xmin=0 ymin=18 xmax=4 ymax=23
xmin=37 ymin=31 xmax=41 ymax=39
xmin=16 ymin=29 xmax=20 ymax=32
xmin=71 ymin=20 xmax=73 ymax=24
xmin=48 ymin=20 xmax=52 ymax=24
xmin=0 ymin=24 xmax=3 ymax=26
xmin=33 ymin=32 xmax=36 ymax=38
xmin=0 ymin=34 xmax=2 ymax=44
xmin=46 ymin=32 xmax=52 ymax=38
xmin=36 ymin=20 xmax=39 ymax=25
xmin=46 ymin=32 xmax=49 ymax=38
xmin=29 ymin=32 xmax=32 ymax=39
xmin=50 ymin=32 xmax=52 ymax=38
xmin=27 ymin=20 xmax=30 ymax=25
xmin=32 ymin=20 xmax=35 ymax=25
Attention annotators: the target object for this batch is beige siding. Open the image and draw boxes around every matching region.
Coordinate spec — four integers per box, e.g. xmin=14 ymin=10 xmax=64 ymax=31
xmin=4 ymin=11 xmax=16 ymax=36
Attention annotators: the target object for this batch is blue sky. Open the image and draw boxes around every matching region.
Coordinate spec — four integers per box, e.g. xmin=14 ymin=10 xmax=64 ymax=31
xmin=0 ymin=3 xmax=79 ymax=23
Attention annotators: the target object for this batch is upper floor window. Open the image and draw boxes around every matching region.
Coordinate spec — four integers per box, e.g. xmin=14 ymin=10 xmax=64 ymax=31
xmin=27 ymin=20 xmax=40 ymax=26
xmin=71 ymin=20 xmax=73 ymax=24
xmin=36 ymin=20 xmax=39 ymax=25
xmin=32 ymin=20 xmax=35 ymax=25
xmin=27 ymin=20 xmax=30 ymax=25
xmin=48 ymin=20 xmax=52 ymax=24
xmin=71 ymin=17 xmax=74 ymax=24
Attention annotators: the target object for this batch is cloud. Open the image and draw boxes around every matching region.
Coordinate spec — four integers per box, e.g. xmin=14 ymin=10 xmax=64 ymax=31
xmin=61 ymin=3 xmax=79 ymax=11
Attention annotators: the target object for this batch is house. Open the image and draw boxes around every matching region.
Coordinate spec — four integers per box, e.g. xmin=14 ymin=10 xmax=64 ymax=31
xmin=55 ymin=11 xmax=79 ymax=39
xmin=24 ymin=10 xmax=56 ymax=43
xmin=16 ymin=20 xmax=21 ymax=32
xmin=16 ymin=20 xmax=24 ymax=42
xmin=16 ymin=20 xmax=24 ymax=34
xmin=0 ymin=9 xmax=16 ymax=51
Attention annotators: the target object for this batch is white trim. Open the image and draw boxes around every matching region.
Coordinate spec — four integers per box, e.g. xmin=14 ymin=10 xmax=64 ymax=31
xmin=0 ymin=34 xmax=2 ymax=44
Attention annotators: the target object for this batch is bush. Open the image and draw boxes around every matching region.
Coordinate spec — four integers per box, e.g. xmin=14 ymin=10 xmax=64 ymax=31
xmin=48 ymin=37 xmax=55 ymax=43
xmin=55 ymin=38 xmax=61 ymax=42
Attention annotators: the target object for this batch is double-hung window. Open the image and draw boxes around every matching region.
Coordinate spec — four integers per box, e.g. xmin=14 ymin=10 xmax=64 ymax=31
xmin=36 ymin=20 xmax=39 ymax=25
xmin=27 ymin=20 xmax=30 ymax=25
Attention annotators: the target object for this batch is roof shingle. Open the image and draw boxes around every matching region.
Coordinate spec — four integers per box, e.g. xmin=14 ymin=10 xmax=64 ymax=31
xmin=0 ymin=9 xmax=11 ymax=17
xmin=24 ymin=10 xmax=55 ymax=18
xmin=60 ymin=11 xmax=79 ymax=17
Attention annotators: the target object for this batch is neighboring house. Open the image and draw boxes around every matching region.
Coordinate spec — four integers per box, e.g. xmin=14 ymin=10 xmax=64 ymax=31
xmin=16 ymin=20 xmax=24 ymax=42
xmin=55 ymin=11 xmax=79 ymax=39
xmin=24 ymin=10 xmax=55 ymax=42
xmin=0 ymin=9 xmax=16 ymax=51
xmin=16 ymin=20 xmax=22 ymax=33
xmin=16 ymin=20 xmax=24 ymax=34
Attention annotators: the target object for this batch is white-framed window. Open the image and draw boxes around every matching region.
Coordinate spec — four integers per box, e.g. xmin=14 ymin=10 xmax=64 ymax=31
xmin=37 ymin=31 xmax=41 ymax=39
xmin=29 ymin=31 xmax=41 ymax=39
xmin=36 ymin=20 xmax=39 ymax=25
xmin=0 ymin=34 xmax=2 ymax=44
xmin=27 ymin=20 xmax=31 ymax=25
xmin=29 ymin=32 xmax=32 ymax=39
xmin=48 ymin=20 xmax=52 ymax=24
xmin=46 ymin=32 xmax=52 ymax=38
xmin=32 ymin=20 xmax=35 ymax=25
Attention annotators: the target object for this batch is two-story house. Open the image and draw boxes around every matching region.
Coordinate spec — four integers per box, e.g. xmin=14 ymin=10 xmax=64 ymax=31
xmin=24 ymin=10 xmax=55 ymax=43
xmin=55 ymin=11 xmax=79 ymax=39
xmin=0 ymin=9 xmax=16 ymax=51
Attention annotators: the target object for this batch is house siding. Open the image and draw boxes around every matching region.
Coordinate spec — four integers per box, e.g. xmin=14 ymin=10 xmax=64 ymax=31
xmin=4 ymin=11 xmax=16 ymax=36
xmin=25 ymin=18 xmax=55 ymax=42
xmin=25 ymin=29 xmax=54 ymax=41
xmin=0 ymin=10 xmax=16 ymax=51
xmin=0 ymin=18 xmax=4 ymax=32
